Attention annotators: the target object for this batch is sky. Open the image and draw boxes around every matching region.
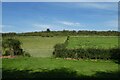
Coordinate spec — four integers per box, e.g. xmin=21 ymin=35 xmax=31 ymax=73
xmin=2 ymin=2 xmax=118 ymax=33
xmin=2 ymin=0 xmax=120 ymax=2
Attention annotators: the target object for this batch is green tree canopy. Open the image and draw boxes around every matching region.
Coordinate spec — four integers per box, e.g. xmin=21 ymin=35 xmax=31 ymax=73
xmin=2 ymin=38 xmax=23 ymax=56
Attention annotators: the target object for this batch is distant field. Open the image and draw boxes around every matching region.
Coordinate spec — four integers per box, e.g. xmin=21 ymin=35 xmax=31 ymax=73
xmin=15 ymin=36 xmax=118 ymax=57
xmin=3 ymin=36 xmax=118 ymax=57
xmin=67 ymin=36 xmax=118 ymax=49
xmin=16 ymin=36 xmax=66 ymax=57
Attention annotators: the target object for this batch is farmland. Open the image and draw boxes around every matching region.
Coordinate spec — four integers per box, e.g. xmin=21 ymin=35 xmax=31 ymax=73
xmin=13 ymin=36 xmax=119 ymax=57
xmin=2 ymin=2 xmax=120 ymax=79
xmin=15 ymin=36 xmax=67 ymax=57
xmin=67 ymin=36 xmax=118 ymax=49
xmin=2 ymin=36 xmax=120 ymax=79
xmin=2 ymin=57 xmax=119 ymax=79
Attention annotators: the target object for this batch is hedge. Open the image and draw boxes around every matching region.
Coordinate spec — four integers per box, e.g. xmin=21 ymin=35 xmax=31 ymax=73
xmin=53 ymin=44 xmax=120 ymax=60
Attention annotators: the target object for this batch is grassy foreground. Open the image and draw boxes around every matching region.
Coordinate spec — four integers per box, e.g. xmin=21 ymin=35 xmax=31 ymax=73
xmin=2 ymin=57 xmax=119 ymax=79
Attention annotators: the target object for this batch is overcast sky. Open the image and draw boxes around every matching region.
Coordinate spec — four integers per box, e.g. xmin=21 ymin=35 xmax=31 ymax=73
xmin=2 ymin=2 xmax=118 ymax=33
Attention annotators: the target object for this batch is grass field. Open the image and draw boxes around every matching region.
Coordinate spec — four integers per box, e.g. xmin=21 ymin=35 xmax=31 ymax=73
xmin=16 ymin=36 xmax=66 ymax=57
xmin=67 ymin=36 xmax=118 ymax=49
xmin=2 ymin=57 xmax=119 ymax=79
xmin=2 ymin=36 xmax=119 ymax=79
xmin=15 ymin=36 xmax=118 ymax=57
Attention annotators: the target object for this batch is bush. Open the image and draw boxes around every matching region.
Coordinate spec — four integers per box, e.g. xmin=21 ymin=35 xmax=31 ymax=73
xmin=3 ymin=49 xmax=10 ymax=56
xmin=2 ymin=38 xmax=30 ymax=57
xmin=110 ymin=48 xmax=120 ymax=60
xmin=23 ymin=52 xmax=31 ymax=57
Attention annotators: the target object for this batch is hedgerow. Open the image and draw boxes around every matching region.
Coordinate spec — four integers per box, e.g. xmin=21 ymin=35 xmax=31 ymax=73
xmin=54 ymin=46 xmax=120 ymax=60
xmin=53 ymin=37 xmax=120 ymax=60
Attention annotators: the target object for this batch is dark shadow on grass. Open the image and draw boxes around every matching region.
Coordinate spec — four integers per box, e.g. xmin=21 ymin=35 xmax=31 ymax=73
xmin=2 ymin=68 xmax=78 ymax=80
xmin=92 ymin=71 xmax=120 ymax=80
xmin=2 ymin=67 xmax=120 ymax=80
xmin=113 ymin=59 xmax=120 ymax=64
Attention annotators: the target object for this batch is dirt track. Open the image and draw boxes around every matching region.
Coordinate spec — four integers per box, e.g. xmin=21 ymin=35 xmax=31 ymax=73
xmin=0 ymin=56 xmax=16 ymax=58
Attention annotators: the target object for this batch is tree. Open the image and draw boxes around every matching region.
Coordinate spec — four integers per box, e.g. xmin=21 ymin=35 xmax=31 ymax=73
xmin=2 ymin=38 xmax=23 ymax=56
xmin=46 ymin=28 xmax=50 ymax=32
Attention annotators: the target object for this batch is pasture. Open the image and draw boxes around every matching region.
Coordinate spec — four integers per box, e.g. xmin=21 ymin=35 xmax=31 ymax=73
xmin=2 ymin=57 xmax=119 ymax=79
xmin=16 ymin=36 xmax=66 ymax=57
xmin=15 ymin=36 xmax=119 ymax=57
xmin=67 ymin=36 xmax=118 ymax=49
xmin=2 ymin=36 xmax=119 ymax=79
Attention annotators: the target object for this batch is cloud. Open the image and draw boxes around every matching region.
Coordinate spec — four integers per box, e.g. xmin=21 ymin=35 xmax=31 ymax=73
xmin=54 ymin=2 xmax=117 ymax=11
xmin=79 ymin=20 xmax=118 ymax=31
xmin=33 ymin=24 xmax=52 ymax=31
xmin=56 ymin=20 xmax=118 ymax=31
xmin=32 ymin=21 xmax=84 ymax=31
xmin=1 ymin=25 xmax=16 ymax=33
xmin=33 ymin=24 xmax=51 ymax=28
xmin=2 ymin=24 xmax=15 ymax=28
xmin=33 ymin=23 xmax=66 ymax=31
xmin=58 ymin=21 xmax=81 ymax=26
xmin=75 ymin=3 xmax=118 ymax=11
xmin=33 ymin=22 xmax=83 ymax=31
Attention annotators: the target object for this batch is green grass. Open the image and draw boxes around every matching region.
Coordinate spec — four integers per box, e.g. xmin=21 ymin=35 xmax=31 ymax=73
xmin=15 ymin=36 xmax=66 ymax=57
xmin=4 ymin=36 xmax=118 ymax=57
xmin=2 ymin=57 xmax=118 ymax=76
xmin=2 ymin=36 xmax=119 ymax=79
xmin=67 ymin=36 xmax=118 ymax=49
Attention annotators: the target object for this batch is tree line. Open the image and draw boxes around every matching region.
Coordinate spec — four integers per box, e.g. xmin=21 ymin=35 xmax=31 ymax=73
xmin=2 ymin=30 xmax=120 ymax=37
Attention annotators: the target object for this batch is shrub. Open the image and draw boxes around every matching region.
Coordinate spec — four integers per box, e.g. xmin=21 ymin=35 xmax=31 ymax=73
xmin=2 ymin=38 xmax=30 ymax=56
xmin=110 ymin=48 xmax=120 ymax=60
xmin=23 ymin=52 xmax=31 ymax=57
